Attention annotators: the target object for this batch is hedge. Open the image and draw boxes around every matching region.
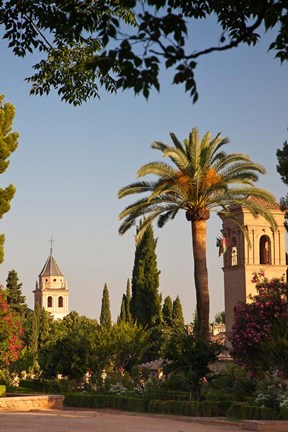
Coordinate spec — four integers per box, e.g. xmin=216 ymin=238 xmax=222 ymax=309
xmin=19 ymin=378 xmax=71 ymax=394
xmin=227 ymin=402 xmax=277 ymax=420
xmin=64 ymin=393 xmax=146 ymax=413
xmin=147 ymin=399 xmax=229 ymax=417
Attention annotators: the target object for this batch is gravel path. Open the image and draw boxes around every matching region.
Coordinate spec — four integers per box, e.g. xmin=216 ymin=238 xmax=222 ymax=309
xmin=0 ymin=409 xmax=252 ymax=432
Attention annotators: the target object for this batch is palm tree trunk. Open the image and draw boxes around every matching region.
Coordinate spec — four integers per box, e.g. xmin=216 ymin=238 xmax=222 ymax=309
xmin=191 ymin=219 xmax=210 ymax=341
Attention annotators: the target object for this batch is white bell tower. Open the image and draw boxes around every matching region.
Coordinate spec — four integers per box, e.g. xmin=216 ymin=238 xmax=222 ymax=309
xmin=34 ymin=240 xmax=69 ymax=319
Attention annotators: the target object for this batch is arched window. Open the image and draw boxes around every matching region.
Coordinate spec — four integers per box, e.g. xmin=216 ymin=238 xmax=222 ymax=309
xmin=231 ymin=237 xmax=238 ymax=266
xmin=260 ymin=235 xmax=270 ymax=264
xmin=58 ymin=296 xmax=63 ymax=308
xmin=47 ymin=296 xmax=53 ymax=308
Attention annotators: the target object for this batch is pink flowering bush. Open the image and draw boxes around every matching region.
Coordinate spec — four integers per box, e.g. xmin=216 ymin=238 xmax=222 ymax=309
xmin=0 ymin=287 xmax=24 ymax=369
xmin=231 ymin=271 xmax=288 ymax=375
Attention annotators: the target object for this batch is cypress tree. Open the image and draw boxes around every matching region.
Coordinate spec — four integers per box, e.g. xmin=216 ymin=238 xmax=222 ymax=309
xmin=125 ymin=279 xmax=132 ymax=322
xmin=0 ymin=95 xmax=19 ymax=262
xmin=6 ymin=269 xmax=27 ymax=318
xmin=162 ymin=295 xmax=173 ymax=327
xmin=39 ymin=308 xmax=51 ymax=348
xmin=172 ymin=295 xmax=185 ymax=328
xmin=118 ymin=295 xmax=127 ymax=323
xmin=131 ymin=222 xmax=161 ymax=328
xmin=100 ymin=283 xmax=112 ymax=328
xmin=29 ymin=303 xmax=40 ymax=354
xmin=118 ymin=279 xmax=132 ymax=323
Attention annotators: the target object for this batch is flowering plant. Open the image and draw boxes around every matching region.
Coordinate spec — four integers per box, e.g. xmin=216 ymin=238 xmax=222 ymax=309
xmin=231 ymin=272 xmax=288 ymax=375
xmin=0 ymin=287 xmax=24 ymax=368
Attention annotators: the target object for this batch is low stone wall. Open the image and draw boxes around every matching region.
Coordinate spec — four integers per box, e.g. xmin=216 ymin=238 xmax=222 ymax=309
xmin=0 ymin=394 xmax=64 ymax=411
xmin=242 ymin=420 xmax=288 ymax=431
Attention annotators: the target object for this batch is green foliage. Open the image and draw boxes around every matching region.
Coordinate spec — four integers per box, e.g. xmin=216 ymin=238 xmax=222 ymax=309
xmin=172 ymin=295 xmax=185 ymax=327
xmin=6 ymin=269 xmax=27 ymax=319
xmin=65 ymin=393 xmax=146 ymax=412
xmin=231 ymin=273 xmax=288 ymax=376
xmin=227 ymin=402 xmax=277 ymax=420
xmin=118 ymin=279 xmax=132 ymax=323
xmin=276 ymin=140 xmax=288 ymax=186
xmin=162 ymin=296 xmax=173 ymax=327
xmin=119 ymin=127 xmax=277 ymax=340
xmin=214 ymin=311 xmax=225 ymax=324
xmin=202 ymin=363 xmax=256 ymax=403
xmin=147 ymin=399 xmax=226 ymax=417
xmin=254 ymin=374 xmax=288 ymax=412
xmin=0 ymin=384 xmax=6 ymax=397
xmin=0 ymin=287 xmax=24 ymax=369
xmin=0 ymin=3 xmax=287 ymax=104
xmin=29 ymin=304 xmax=40 ymax=354
xmin=276 ymin=139 xmax=288 ymax=230
xmin=0 ymin=95 xmax=19 ymax=262
xmin=19 ymin=378 xmax=74 ymax=394
xmin=92 ymin=321 xmax=150 ymax=374
xmin=100 ymin=283 xmax=112 ymax=328
xmin=39 ymin=311 xmax=98 ymax=380
xmin=164 ymin=327 xmax=221 ymax=401
xmin=131 ymin=222 xmax=161 ymax=328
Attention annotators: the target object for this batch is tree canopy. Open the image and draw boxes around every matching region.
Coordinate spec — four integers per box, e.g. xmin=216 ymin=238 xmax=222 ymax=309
xmin=131 ymin=222 xmax=161 ymax=328
xmin=0 ymin=286 xmax=24 ymax=369
xmin=118 ymin=127 xmax=277 ymax=340
xmin=231 ymin=271 xmax=288 ymax=376
xmin=6 ymin=269 xmax=27 ymax=319
xmin=100 ymin=283 xmax=112 ymax=328
xmin=0 ymin=95 xmax=19 ymax=262
xmin=0 ymin=1 xmax=287 ymax=105
xmin=276 ymin=139 xmax=288 ymax=230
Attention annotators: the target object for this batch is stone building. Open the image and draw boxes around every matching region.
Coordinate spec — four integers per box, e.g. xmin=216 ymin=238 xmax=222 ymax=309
xmin=219 ymin=199 xmax=286 ymax=333
xmin=33 ymin=246 xmax=69 ymax=319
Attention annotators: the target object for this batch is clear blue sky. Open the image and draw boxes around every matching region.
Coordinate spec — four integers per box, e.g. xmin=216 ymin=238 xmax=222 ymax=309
xmin=0 ymin=19 xmax=287 ymax=323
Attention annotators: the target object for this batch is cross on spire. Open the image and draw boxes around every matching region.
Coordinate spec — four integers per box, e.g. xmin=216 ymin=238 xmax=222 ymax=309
xmin=49 ymin=236 xmax=54 ymax=254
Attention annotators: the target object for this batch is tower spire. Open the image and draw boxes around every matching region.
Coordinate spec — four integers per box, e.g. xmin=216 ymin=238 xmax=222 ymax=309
xmin=49 ymin=235 xmax=54 ymax=254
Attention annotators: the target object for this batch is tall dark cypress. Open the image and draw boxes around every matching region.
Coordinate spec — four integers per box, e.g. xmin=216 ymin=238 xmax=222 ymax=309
xmin=100 ymin=283 xmax=112 ymax=328
xmin=6 ymin=269 xmax=27 ymax=318
xmin=172 ymin=295 xmax=185 ymax=327
xmin=29 ymin=302 xmax=40 ymax=354
xmin=162 ymin=295 xmax=173 ymax=327
xmin=118 ymin=279 xmax=132 ymax=323
xmin=125 ymin=278 xmax=132 ymax=322
xmin=131 ymin=222 xmax=161 ymax=328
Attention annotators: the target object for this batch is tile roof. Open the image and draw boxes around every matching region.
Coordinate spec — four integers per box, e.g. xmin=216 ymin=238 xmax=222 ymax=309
xmin=229 ymin=196 xmax=281 ymax=211
xmin=39 ymin=253 xmax=64 ymax=277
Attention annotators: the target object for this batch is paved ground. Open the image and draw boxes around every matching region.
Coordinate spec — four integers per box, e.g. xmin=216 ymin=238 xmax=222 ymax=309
xmin=0 ymin=409 xmax=253 ymax=432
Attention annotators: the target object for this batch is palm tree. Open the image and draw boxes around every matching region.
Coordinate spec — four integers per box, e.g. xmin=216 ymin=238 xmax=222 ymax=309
xmin=118 ymin=128 xmax=277 ymax=340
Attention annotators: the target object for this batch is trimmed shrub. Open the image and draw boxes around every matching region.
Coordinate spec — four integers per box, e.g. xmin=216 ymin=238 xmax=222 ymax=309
xmin=279 ymin=407 xmax=288 ymax=420
xmin=19 ymin=378 xmax=72 ymax=393
xmin=227 ymin=402 xmax=277 ymax=420
xmin=64 ymin=393 xmax=145 ymax=413
xmin=199 ymin=400 xmax=221 ymax=417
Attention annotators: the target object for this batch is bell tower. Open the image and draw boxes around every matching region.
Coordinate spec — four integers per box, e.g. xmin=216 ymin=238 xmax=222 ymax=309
xmin=219 ymin=201 xmax=286 ymax=333
xmin=34 ymin=242 xmax=69 ymax=319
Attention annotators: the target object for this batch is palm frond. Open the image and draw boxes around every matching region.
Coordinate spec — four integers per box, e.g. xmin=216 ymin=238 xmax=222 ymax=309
xmin=209 ymin=134 xmax=229 ymax=162
xmin=137 ymin=161 xmax=176 ymax=179
xmin=169 ymin=132 xmax=185 ymax=153
xmin=134 ymin=210 xmax=163 ymax=244
xmin=152 ymin=141 xmax=169 ymax=153
xmin=162 ymin=147 xmax=189 ymax=172
xmin=157 ymin=207 xmax=180 ymax=228
xmin=220 ymin=159 xmax=266 ymax=175
xmin=118 ymin=181 xmax=158 ymax=198
xmin=188 ymin=128 xmax=200 ymax=172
